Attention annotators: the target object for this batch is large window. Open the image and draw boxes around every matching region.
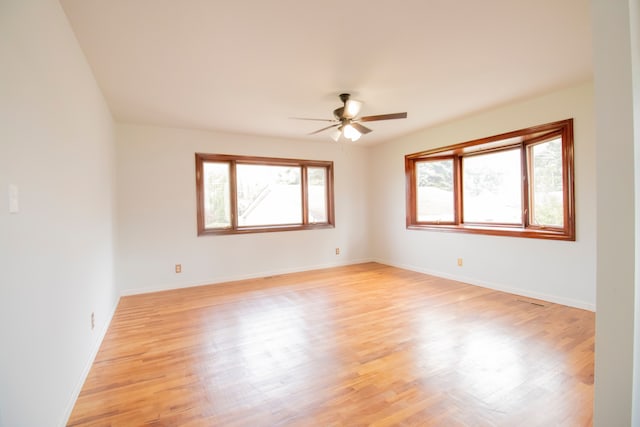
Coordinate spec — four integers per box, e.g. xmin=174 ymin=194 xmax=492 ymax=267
xmin=405 ymin=119 xmax=575 ymax=240
xmin=196 ymin=154 xmax=334 ymax=235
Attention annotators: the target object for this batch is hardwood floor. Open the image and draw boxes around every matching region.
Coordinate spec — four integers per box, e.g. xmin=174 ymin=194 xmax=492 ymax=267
xmin=67 ymin=263 xmax=594 ymax=426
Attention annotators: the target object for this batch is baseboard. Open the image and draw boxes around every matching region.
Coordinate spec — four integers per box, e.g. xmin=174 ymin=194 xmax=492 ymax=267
xmin=59 ymin=297 xmax=120 ymax=427
xmin=120 ymin=258 xmax=375 ymax=296
xmin=373 ymin=258 xmax=596 ymax=312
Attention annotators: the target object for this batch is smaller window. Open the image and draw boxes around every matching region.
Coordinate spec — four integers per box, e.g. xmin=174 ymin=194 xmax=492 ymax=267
xmin=528 ymin=137 xmax=564 ymax=228
xmin=307 ymin=167 xmax=328 ymax=223
xmin=196 ymin=154 xmax=334 ymax=235
xmin=202 ymin=161 xmax=231 ymax=229
xmin=416 ymin=158 xmax=455 ymax=223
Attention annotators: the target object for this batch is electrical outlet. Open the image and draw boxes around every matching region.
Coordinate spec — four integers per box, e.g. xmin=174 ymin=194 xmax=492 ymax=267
xmin=91 ymin=312 xmax=95 ymax=330
xmin=8 ymin=184 xmax=19 ymax=213
xmin=457 ymin=258 xmax=463 ymax=267
xmin=175 ymin=264 xmax=182 ymax=273
xmin=335 ymin=248 xmax=340 ymax=255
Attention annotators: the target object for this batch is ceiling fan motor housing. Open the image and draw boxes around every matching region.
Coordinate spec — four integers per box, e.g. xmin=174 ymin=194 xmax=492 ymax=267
xmin=333 ymin=93 xmax=351 ymax=119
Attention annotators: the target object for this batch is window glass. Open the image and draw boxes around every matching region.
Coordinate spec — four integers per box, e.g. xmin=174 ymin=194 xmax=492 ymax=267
xmin=203 ymin=162 xmax=231 ymax=229
xmin=529 ymin=137 xmax=564 ymax=227
xmin=416 ymin=159 xmax=454 ymax=222
xmin=236 ymin=164 xmax=302 ymax=226
xmin=307 ymin=167 xmax=328 ymax=223
xmin=462 ymin=149 xmax=522 ymax=224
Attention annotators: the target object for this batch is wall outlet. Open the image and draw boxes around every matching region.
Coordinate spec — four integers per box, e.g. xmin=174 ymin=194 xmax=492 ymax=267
xmin=175 ymin=264 xmax=182 ymax=273
xmin=335 ymin=248 xmax=340 ymax=255
xmin=91 ymin=312 xmax=95 ymax=330
xmin=457 ymin=258 xmax=463 ymax=267
xmin=8 ymin=184 xmax=19 ymax=213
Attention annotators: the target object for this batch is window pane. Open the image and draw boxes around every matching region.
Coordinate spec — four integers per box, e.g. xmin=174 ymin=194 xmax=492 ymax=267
xmin=416 ymin=159 xmax=454 ymax=222
xmin=237 ymin=164 xmax=302 ymax=226
xmin=530 ymin=138 xmax=563 ymax=227
xmin=307 ymin=167 xmax=328 ymax=223
xmin=463 ymin=149 xmax=522 ymax=224
xmin=203 ymin=162 xmax=231 ymax=229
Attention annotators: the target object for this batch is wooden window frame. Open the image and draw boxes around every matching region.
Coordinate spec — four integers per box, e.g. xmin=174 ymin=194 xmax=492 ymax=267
xmin=196 ymin=153 xmax=335 ymax=236
xmin=405 ymin=119 xmax=575 ymax=241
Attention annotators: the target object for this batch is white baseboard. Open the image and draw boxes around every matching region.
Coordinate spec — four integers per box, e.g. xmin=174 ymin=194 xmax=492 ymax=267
xmin=120 ymin=258 xmax=595 ymax=311
xmin=373 ymin=258 xmax=596 ymax=312
xmin=120 ymin=258 xmax=375 ymax=296
xmin=60 ymin=297 xmax=120 ymax=427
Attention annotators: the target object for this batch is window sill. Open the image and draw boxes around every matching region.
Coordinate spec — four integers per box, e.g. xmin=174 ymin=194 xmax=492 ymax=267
xmin=406 ymin=223 xmax=575 ymax=241
xmin=199 ymin=223 xmax=335 ymax=236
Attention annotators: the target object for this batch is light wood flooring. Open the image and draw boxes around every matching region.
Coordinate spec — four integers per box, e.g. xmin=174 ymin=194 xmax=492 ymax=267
xmin=68 ymin=263 xmax=594 ymax=426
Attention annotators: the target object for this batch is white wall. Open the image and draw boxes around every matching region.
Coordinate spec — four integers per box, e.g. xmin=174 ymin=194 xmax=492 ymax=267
xmin=0 ymin=1 xmax=117 ymax=426
xmin=115 ymin=124 xmax=371 ymax=294
xmin=591 ymin=0 xmax=638 ymax=425
xmin=632 ymin=0 xmax=640 ymax=423
xmin=370 ymin=82 xmax=596 ymax=310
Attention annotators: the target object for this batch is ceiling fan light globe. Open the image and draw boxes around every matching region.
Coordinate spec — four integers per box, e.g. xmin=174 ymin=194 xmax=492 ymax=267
xmin=344 ymin=99 xmax=362 ymax=118
xmin=343 ymin=124 xmax=361 ymax=141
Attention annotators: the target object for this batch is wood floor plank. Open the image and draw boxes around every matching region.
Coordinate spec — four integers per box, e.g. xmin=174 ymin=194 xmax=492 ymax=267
xmin=67 ymin=263 xmax=594 ymax=426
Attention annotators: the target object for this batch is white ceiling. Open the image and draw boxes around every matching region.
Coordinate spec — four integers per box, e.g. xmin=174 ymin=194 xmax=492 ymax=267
xmin=60 ymin=0 xmax=592 ymax=145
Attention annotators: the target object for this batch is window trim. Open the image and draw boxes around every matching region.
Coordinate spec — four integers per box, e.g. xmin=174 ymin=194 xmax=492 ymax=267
xmin=196 ymin=153 xmax=335 ymax=235
xmin=405 ymin=119 xmax=575 ymax=241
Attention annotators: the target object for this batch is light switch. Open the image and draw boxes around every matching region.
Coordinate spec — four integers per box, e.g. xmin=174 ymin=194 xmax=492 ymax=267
xmin=8 ymin=184 xmax=19 ymax=213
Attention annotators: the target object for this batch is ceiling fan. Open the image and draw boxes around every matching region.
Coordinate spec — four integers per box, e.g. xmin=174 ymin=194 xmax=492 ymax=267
xmin=294 ymin=93 xmax=407 ymax=142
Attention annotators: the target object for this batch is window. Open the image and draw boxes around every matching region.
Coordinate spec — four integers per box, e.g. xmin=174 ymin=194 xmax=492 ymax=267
xmin=405 ymin=119 xmax=574 ymax=240
xmin=196 ymin=154 xmax=334 ymax=235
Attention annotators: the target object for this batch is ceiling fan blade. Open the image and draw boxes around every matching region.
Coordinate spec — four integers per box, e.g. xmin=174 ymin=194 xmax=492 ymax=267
xmin=308 ymin=123 xmax=340 ymax=135
xmin=350 ymin=122 xmax=372 ymax=134
xmin=290 ymin=117 xmax=335 ymax=122
xmin=360 ymin=112 xmax=408 ymax=122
